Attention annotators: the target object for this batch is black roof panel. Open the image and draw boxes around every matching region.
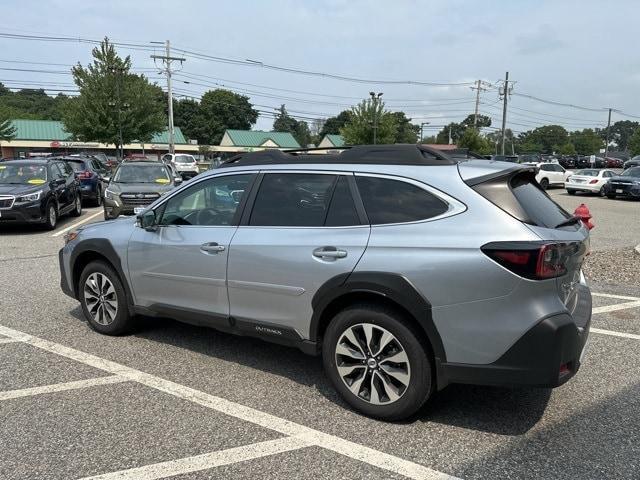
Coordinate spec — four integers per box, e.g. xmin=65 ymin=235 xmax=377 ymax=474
xmin=219 ymin=144 xmax=457 ymax=168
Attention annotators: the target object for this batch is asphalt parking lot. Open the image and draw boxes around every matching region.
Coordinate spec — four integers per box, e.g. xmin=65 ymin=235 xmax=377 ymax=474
xmin=1 ymin=201 xmax=639 ymax=480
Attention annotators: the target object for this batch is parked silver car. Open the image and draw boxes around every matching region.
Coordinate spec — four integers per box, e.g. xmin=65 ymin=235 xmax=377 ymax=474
xmin=59 ymin=145 xmax=592 ymax=420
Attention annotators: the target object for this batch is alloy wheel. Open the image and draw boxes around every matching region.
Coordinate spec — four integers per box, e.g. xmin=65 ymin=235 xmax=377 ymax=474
xmin=83 ymin=272 xmax=118 ymax=325
xmin=335 ymin=323 xmax=411 ymax=405
xmin=49 ymin=205 xmax=57 ymax=227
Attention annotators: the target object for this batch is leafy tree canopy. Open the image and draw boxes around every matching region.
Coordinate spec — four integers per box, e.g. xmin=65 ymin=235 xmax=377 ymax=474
xmin=63 ymin=38 xmax=166 ymax=150
xmin=607 ymin=120 xmax=640 ymax=151
xmin=320 ymin=110 xmax=352 ymax=137
xmin=628 ymin=128 xmax=640 ymax=156
xmin=517 ymin=125 xmax=568 ymax=154
xmin=0 ymin=84 xmax=71 ymax=120
xmin=462 ymin=114 xmax=492 ymax=128
xmin=340 ymin=99 xmax=397 ymax=145
xmin=389 ymin=111 xmax=419 ymax=143
xmin=569 ymin=128 xmax=602 ymax=155
xmin=272 ymin=105 xmax=312 ymax=146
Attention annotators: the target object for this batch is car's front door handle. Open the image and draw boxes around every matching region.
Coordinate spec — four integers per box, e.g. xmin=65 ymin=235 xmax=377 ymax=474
xmin=313 ymin=247 xmax=347 ymax=259
xmin=200 ymin=242 xmax=225 ymax=254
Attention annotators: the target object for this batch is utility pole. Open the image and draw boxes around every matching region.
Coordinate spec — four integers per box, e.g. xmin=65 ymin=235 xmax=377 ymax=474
xmin=151 ymin=40 xmax=185 ymax=154
xmin=420 ymin=122 xmax=430 ymax=143
xmin=369 ymin=91 xmax=383 ymax=144
xmin=604 ymin=107 xmax=612 ymax=159
xmin=471 ymin=80 xmax=490 ymax=127
xmin=499 ymin=71 xmax=511 ymax=156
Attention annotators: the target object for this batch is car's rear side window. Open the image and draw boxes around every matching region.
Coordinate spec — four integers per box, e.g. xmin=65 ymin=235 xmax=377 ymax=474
xmin=471 ymin=171 xmax=571 ymax=228
xmin=355 ymin=176 xmax=448 ymax=225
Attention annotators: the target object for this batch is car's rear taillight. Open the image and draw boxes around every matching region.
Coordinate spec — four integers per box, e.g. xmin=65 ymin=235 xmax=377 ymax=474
xmin=589 ymin=179 xmax=598 ymax=184
xmin=482 ymin=242 xmax=574 ymax=280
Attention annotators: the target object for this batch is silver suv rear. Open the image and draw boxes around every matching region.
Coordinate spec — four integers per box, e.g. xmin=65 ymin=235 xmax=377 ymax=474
xmin=59 ymin=145 xmax=591 ymax=420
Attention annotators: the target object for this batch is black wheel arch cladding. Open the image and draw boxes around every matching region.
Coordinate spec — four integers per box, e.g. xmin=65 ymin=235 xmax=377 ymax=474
xmin=311 ymin=271 xmax=446 ymax=363
xmin=70 ymin=239 xmax=135 ymax=315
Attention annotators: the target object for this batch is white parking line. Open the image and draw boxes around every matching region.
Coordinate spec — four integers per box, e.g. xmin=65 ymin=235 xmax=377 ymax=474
xmin=0 ymin=324 xmax=458 ymax=480
xmin=80 ymin=436 xmax=313 ymax=480
xmin=592 ymin=301 xmax=640 ymax=314
xmin=591 ymin=328 xmax=640 ymax=341
xmin=0 ymin=375 xmax=127 ymax=401
xmin=592 ymin=292 xmax=640 ymax=301
xmin=51 ymin=209 xmax=103 ymax=237
xmin=0 ymin=337 xmax=20 ymax=344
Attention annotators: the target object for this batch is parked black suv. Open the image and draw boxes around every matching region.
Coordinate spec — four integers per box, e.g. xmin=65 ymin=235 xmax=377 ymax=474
xmin=56 ymin=156 xmax=110 ymax=206
xmin=0 ymin=159 xmax=82 ymax=229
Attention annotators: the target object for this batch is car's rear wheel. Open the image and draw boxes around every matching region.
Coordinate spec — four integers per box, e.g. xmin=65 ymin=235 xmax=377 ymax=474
xmin=43 ymin=202 xmax=57 ymax=230
xmin=79 ymin=261 xmax=133 ymax=335
xmin=567 ymin=189 xmax=576 ymax=195
xmin=598 ymin=187 xmax=606 ymax=197
xmin=539 ymin=178 xmax=549 ymax=190
xmin=71 ymin=194 xmax=82 ymax=217
xmin=322 ymin=304 xmax=432 ymax=421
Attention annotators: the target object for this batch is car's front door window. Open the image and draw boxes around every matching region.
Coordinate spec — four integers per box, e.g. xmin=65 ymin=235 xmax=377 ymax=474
xmin=158 ymin=173 xmax=254 ymax=226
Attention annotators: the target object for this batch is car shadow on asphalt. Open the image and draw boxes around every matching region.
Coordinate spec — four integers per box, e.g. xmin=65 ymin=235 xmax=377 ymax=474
xmin=69 ymin=307 xmax=553 ymax=434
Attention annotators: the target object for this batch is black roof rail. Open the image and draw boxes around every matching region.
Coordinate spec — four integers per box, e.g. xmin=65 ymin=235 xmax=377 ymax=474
xmin=218 ymin=144 xmax=456 ymax=168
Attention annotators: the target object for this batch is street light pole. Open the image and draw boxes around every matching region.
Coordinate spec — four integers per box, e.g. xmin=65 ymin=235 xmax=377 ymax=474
xmin=420 ymin=122 xmax=430 ymax=143
xmin=369 ymin=91 xmax=383 ymax=145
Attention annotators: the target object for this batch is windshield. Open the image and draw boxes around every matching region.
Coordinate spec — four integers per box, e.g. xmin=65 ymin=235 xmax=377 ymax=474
xmin=621 ymin=167 xmax=640 ymax=178
xmin=0 ymin=164 xmax=48 ymax=185
xmin=174 ymin=155 xmax=195 ymax=164
xmin=113 ymin=164 xmax=171 ymax=184
xmin=575 ymin=169 xmax=598 ymax=176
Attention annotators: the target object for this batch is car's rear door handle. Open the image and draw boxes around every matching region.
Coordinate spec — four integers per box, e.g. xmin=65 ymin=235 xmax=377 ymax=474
xmin=313 ymin=247 xmax=347 ymax=259
xmin=200 ymin=242 xmax=225 ymax=254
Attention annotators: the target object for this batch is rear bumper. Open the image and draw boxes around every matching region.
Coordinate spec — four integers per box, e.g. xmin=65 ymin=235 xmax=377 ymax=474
xmin=438 ymin=286 xmax=591 ymax=389
xmin=565 ymin=183 xmax=599 ymax=192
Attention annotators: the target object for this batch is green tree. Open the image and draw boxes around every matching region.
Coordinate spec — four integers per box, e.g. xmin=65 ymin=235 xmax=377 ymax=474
xmin=272 ymin=105 xmax=311 ymax=146
xmin=421 ymin=135 xmax=437 ymax=144
xmin=436 ymin=122 xmax=466 ymax=144
xmin=63 ymin=38 xmax=165 ymax=155
xmin=629 ymin=128 xmax=640 ymax=156
xmin=199 ymin=89 xmax=258 ymax=145
xmin=389 ymin=111 xmax=419 ymax=143
xmin=517 ymin=125 xmax=568 ymax=154
xmin=0 ymin=111 xmax=15 ymax=142
xmin=295 ymin=120 xmax=312 ymax=147
xmin=340 ymin=99 xmax=397 ymax=145
xmin=462 ymin=114 xmax=492 ymax=128
xmin=569 ymin=128 xmax=602 ymax=155
xmin=607 ymin=120 xmax=640 ymax=151
xmin=458 ymin=128 xmax=491 ymax=154
xmin=557 ymin=142 xmax=576 ymax=155
xmin=320 ymin=110 xmax=352 ymax=136
xmin=0 ymin=84 xmax=72 ymax=120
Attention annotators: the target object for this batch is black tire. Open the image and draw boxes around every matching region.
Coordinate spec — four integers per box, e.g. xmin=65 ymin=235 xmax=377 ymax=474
xmin=70 ymin=194 xmax=82 ymax=217
xmin=322 ymin=303 xmax=432 ymax=421
xmin=598 ymin=187 xmax=606 ymax=197
xmin=567 ymin=189 xmax=576 ymax=195
xmin=606 ymin=194 xmax=616 ymax=199
xmin=79 ymin=260 xmax=133 ymax=335
xmin=539 ymin=178 xmax=549 ymax=190
xmin=43 ymin=202 xmax=57 ymax=230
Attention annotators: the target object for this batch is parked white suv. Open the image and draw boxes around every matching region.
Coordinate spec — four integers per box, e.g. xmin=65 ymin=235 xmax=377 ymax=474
xmin=526 ymin=162 xmax=573 ymax=189
xmin=162 ymin=154 xmax=199 ymax=180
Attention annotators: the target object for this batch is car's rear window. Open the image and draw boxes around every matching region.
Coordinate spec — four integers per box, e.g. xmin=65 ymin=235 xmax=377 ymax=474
xmin=67 ymin=161 xmax=86 ymax=172
xmin=575 ymin=169 xmax=598 ymax=176
xmin=471 ymin=171 xmax=572 ymax=229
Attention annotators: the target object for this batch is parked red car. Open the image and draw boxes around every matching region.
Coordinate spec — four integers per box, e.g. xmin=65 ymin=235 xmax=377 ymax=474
xmin=605 ymin=157 xmax=624 ymax=168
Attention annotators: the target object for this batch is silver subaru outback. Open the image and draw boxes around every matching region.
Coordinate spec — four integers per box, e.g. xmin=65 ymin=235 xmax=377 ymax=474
xmin=59 ymin=145 xmax=591 ymax=421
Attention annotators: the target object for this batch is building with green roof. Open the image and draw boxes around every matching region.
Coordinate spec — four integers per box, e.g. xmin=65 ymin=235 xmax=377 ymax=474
xmin=220 ymin=129 xmax=301 ymax=149
xmin=0 ymin=119 xmax=194 ymax=159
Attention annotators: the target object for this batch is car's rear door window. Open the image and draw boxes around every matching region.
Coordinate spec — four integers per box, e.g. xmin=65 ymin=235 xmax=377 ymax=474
xmin=249 ymin=173 xmax=337 ymax=227
xmin=325 ymin=176 xmax=360 ymax=227
xmin=355 ymin=176 xmax=448 ymax=225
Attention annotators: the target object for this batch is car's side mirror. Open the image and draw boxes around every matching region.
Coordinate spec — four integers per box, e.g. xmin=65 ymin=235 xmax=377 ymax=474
xmin=102 ymin=176 xmax=111 ymax=183
xmin=137 ymin=209 xmax=157 ymax=231
xmin=174 ymin=176 xmax=183 ymax=185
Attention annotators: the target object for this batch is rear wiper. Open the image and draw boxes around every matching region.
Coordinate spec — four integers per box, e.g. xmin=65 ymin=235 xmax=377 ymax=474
xmin=554 ymin=215 xmax=582 ymax=229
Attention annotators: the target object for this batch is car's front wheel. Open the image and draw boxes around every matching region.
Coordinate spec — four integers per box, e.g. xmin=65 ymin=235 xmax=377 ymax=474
xmin=322 ymin=304 xmax=432 ymax=421
xmin=79 ymin=261 xmax=133 ymax=335
xmin=539 ymin=178 xmax=549 ymax=190
xmin=43 ymin=202 xmax=57 ymax=230
xmin=567 ymin=189 xmax=576 ymax=195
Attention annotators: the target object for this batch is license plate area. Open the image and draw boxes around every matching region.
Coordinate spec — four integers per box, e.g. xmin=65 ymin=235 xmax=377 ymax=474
xmin=616 ymin=189 xmax=623 ymax=193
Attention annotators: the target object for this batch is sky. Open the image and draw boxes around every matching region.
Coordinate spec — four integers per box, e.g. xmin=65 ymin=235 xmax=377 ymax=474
xmin=1 ymin=0 xmax=639 ymax=137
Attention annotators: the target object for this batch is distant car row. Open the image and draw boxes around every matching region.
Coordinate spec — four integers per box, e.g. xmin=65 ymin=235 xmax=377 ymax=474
xmin=566 ymin=167 xmax=640 ymax=199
